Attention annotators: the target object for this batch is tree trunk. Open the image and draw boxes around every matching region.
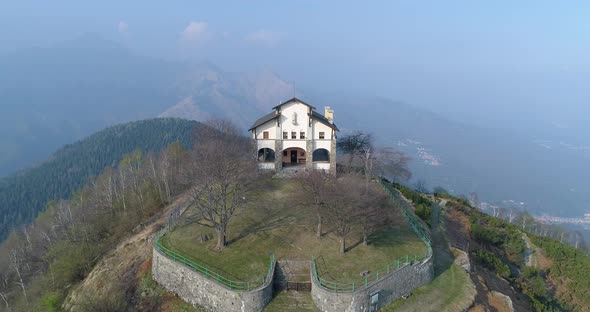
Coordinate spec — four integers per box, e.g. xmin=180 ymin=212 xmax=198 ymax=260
xmin=0 ymin=292 xmax=9 ymax=311
xmin=363 ymin=230 xmax=368 ymax=246
xmin=216 ymin=228 xmax=226 ymax=250
xmin=316 ymin=212 xmax=322 ymax=238
xmin=340 ymin=237 xmax=346 ymax=254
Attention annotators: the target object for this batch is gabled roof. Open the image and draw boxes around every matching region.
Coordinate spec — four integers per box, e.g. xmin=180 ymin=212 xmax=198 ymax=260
xmin=272 ymin=97 xmax=316 ymax=110
xmin=311 ymin=111 xmax=339 ymax=131
xmin=248 ymin=111 xmax=279 ymax=131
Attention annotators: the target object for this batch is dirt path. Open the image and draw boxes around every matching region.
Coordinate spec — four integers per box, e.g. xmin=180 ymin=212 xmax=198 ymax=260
xmin=522 ymin=233 xmax=536 ymax=267
xmin=521 ymin=233 xmax=551 ymax=270
xmin=63 ymin=195 xmax=191 ymax=311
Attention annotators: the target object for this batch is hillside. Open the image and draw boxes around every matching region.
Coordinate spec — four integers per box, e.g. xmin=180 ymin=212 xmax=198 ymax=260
xmin=440 ymin=194 xmax=589 ymax=311
xmin=1 ymin=133 xmax=589 ymax=311
xmin=0 ymin=118 xmax=199 ymax=241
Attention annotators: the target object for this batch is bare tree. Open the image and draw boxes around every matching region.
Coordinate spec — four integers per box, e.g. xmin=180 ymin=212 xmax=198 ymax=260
xmin=414 ymin=179 xmax=428 ymax=193
xmin=297 ymin=170 xmax=331 ymax=238
xmin=0 ymin=272 xmax=11 ymax=312
xmin=186 ymin=120 xmax=257 ymax=250
xmin=91 ymin=168 xmax=116 ymax=216
xmin=491 ymin=206 xmax=501 ymax=218
xmin=9 ymin=249 xmax=27 ymax=301
xmin=337 ymin=131 xmax=374 ymax=171
xmin=507 ymin=208 xmax=518 ymax=223
xmin=322 ymin=178 xmax=359 ymax=254
xmin=322 ymin=175 xmax=388 ymax=253
xmin=469 ymin=192 xmax=479 ymax=209
xmin=357 ymin=183 xmax=389 ymax=246
xmin=518 ymin=212 xmax=533 ymax=230
xmin=376 ymin=148 xmax=412 ymax=183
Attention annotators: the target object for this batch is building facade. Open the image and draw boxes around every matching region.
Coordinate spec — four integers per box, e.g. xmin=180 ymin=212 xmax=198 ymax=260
xmin=249 ymin=98 xmax=337 ymax=174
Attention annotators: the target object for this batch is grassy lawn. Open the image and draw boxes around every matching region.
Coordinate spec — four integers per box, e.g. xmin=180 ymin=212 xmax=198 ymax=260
xmin=159 ymin=176 xmax=427 ymax=286
xmin=380 ymin=264 xmax=475 ymax=312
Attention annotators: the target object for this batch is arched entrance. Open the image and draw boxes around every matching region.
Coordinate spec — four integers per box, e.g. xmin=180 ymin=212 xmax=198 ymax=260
xmin=257 ymin=148 xmax=276 ymax=162
xmin=282 ymin=147 xmax=306 ymax=167
xmin=312 ymin=148 xmax=330 ymax=162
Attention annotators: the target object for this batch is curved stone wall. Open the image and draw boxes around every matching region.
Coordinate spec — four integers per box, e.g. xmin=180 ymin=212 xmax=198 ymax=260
xmin=311 ymin=254 xmax=434 ymax=312
xmin=152 ymin=246 xmax=275 ymax=312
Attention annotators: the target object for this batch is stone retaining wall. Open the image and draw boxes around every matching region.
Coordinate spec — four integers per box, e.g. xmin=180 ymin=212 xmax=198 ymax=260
xmin=311 ymin=254 xmax=434 ymax=312
xmin=152 ymin=246 xmax=274 ymax=312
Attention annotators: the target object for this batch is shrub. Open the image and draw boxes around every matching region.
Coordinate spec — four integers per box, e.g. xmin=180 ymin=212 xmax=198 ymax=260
xmin=40 ymin=292 xmax=62 ymax=312
xmin=473 ymin=249 xmax=511 ymax=279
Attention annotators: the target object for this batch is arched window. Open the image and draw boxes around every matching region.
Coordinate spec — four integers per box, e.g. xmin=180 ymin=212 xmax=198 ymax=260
xmin=257 ymin=148 xmax=275 ymax=162
xmin=312 ymin=149 xmax=330 ymax=162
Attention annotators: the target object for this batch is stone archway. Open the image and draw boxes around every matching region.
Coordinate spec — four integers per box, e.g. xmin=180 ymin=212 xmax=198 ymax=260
xmin=257 ymin=148 xmax=276 ymax=162
xmin=282 ymin=147 xmax=306 ymax=166
xmin=312 ymin=148 xmax=330 ymax=162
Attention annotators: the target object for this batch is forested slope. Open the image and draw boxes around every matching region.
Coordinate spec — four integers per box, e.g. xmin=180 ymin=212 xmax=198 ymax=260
xmin=0 ymin=118 xmax=199 ymax=241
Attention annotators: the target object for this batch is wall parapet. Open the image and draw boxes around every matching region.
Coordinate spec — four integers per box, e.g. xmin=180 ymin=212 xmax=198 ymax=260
xmin=152 ymin=231 xmax=276 ymax=312
xmin=310 ymin=181 xmax=435 ymax=311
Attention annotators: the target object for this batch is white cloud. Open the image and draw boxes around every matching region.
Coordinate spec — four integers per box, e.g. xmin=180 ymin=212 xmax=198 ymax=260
xmin=245 ymin=30 xmax=285 ymax=46
xmin=117 ymin=21 xmax=129 ymax=34
xmin=181 ymin=21 xmax=209 ymax=43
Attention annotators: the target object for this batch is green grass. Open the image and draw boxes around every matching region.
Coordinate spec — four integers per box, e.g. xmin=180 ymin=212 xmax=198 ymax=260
xmin=160 ymin=177 xmax=427 ymax=285
xmin=381 ymin=264 xmax=475 ymax=312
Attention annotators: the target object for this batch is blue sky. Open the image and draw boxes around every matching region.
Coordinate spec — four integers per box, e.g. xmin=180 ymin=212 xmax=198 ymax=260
xmin=1 ymin=1 xmax=589 ymax=135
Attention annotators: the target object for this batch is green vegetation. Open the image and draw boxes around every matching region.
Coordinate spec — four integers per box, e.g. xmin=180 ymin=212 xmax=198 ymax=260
xmin=0 ymin=118 xmax=198 ymax=241
xmin=442 ymin=196 xmax=574 ymax=312
xmin=531 ymin=235 xmax=590 ymax=311
xmin=161 ymin=177 xmax=427 ymax=287
xmin=393 ymin=183 xmax=433 ymax=227
xmin=470 ymin=213 xmax=526 ymax=265
xmin=473 ymin=249 xmax=511 ymax=279
xmin=155 ymin=233 xmax=275 ymax=290
xmin=516 ymin=267 xmax=564 ymax=312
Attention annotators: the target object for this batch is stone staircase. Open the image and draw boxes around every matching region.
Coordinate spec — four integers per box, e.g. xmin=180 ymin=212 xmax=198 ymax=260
xmin=263 ymin=291 xmax=319 ymax=311
xmin=262 ymin=258 xmax=319 ymax=311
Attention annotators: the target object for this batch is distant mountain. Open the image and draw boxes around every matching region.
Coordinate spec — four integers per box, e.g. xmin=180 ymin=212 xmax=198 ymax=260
xmin=0 ymin=118 xmax=199 ymax=241
xmin=320 ymin=94 xmax=590 ymax=217
xmin=159 ymin=66 xmax=298 ymax=129
xmin=0 ymin=35 xmax=296 ymax=177
xmin=2 ymin=34 xmax=587 ymax=220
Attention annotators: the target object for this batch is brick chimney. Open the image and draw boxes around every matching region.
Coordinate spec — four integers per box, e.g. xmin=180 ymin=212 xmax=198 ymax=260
xmin=324 ymin=106 xmax=334 ymax=124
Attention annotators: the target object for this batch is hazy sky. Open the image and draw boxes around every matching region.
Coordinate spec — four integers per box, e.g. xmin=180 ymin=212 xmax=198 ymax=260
xmin=1 ymin=1 xmax=589 ymax=136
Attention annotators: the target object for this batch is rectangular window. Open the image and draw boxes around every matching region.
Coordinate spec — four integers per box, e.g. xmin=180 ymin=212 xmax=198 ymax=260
xmin=283 ymin=150 xmax=288 ymax=156
xmin=263 ymin=131 xmax=269 ymax=139
xmin=300 ymin=132 xmax=305 ymax=139
xmin=283 ymin=131 xmax=288 ymax=139
xmin=291 ymin=131 xmax=297 ymax=139
xmin=319 ymin=132 xmax=325 ymax=139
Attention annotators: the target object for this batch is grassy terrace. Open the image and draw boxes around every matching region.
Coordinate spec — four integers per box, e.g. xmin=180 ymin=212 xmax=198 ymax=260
xmin=159 ymin=176 xmax=427 ymax=286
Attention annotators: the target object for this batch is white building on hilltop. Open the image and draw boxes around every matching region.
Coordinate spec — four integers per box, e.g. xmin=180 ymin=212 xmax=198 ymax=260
xmin=249 ymin=98 xmax=338 ymax=174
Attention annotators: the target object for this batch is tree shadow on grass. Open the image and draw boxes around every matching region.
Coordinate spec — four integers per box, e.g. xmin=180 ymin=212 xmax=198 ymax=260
xmin=367 ymin=227 xmax=409 ymax=249
xmin=228 ymin=214 xmax=295 ymax=245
